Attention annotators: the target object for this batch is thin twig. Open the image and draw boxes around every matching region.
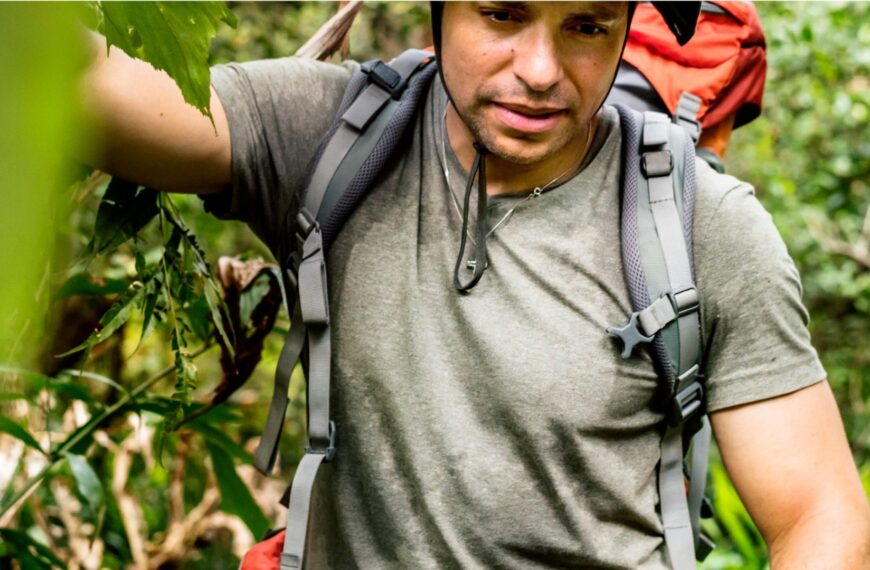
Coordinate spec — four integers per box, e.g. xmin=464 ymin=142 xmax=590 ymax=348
xmin=295 ymin=0 xmax=363 ymax=60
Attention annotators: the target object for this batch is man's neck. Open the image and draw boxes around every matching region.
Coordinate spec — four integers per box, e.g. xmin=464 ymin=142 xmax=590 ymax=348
xmin=445 ymin=103 xmax=599 ymax=196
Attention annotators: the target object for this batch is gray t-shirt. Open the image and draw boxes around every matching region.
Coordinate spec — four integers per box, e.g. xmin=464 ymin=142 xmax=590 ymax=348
xmin=207 ymin=57 xmax=826 ymax=569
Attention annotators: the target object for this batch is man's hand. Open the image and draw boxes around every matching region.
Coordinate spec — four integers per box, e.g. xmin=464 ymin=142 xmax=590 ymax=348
xmin=712 ymin=381 xmax=870 ymax=568
xmin=77 ymin=31 xmax=231 ymax=194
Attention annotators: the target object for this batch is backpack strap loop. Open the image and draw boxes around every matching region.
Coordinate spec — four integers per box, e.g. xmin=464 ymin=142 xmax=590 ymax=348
xmin=674 ymin=91 xmax=703 ymax=143
xmin=298 ymin=228 xmax=329 ymax=326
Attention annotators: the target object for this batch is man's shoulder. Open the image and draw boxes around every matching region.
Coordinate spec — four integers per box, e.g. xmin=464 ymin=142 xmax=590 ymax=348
xmin=691 ymin=158 xmax=767 ymax=253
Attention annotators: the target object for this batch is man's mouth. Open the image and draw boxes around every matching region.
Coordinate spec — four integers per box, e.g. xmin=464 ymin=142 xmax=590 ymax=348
xmin=492 ymin=102 xmax=566 ymax=134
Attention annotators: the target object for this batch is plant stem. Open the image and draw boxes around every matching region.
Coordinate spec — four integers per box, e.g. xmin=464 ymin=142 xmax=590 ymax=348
xmin=0 ymin=343 xmax=213 ymax=522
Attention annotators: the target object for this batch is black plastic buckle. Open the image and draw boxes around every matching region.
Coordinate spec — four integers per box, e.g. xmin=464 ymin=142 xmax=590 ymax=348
xmin=668 ymin=370 xmax=704 ymax=427
xmin=668 ymin=286 xmax=700 ymax=318
xmin=361 ymin=60 xmax=407 ymax=99
xmin=606 ymin=311 xmax=654 ymax=359
xmin=305 ymin=420 xmax=337 ymax=462
xmin=641 ymin=150 xmax=673 ymax=178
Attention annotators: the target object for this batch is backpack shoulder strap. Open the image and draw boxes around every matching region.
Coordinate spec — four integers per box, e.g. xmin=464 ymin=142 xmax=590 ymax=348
xmin=251 ymin=49 xmax=437 ymax=570
xmin=302 ymin=48 xmax=438 ymax=252
xmin=609 ymin=105 xmax=712 ymax=567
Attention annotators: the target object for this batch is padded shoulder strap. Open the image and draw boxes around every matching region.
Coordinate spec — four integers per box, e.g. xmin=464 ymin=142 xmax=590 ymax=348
xmin=610 ymin=105 xmax=711 ymax=568
xmin=300 ymin=49 xmax=437 ymax=252
xmin=256 ymin=50 xmax=438 ymax=570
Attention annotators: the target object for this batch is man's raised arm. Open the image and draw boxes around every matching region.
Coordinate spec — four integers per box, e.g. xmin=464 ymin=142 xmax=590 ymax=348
xmin=78 ymin=31 xmax=230 ymax=195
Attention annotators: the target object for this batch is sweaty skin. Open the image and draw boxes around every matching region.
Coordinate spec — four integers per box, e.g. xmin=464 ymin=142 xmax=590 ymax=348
xmin=440 ymin=1 xmax=629 ymax=196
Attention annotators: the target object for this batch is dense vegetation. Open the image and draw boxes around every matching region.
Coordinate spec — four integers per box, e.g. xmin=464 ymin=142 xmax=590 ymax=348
xmin=0 ymin=3 xmax=866 ymax=569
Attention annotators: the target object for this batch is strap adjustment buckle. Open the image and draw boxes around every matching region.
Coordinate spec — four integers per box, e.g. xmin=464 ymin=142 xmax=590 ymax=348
xmin=641 ymin=150 xmax=673 ymax=178
xmin=668 ymin=365 xmax=704 ymax=426
xmin=305 ymin=420 xmax=337 ymax=462
xmin=669 ymin=286 xmax=700 ymax=317
xmin=361 ymin=60 xmax=408 ymax=99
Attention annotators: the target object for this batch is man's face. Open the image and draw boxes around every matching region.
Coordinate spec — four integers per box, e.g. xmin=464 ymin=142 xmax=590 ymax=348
xmin=440 ymin=1 xmax=629 ymax=166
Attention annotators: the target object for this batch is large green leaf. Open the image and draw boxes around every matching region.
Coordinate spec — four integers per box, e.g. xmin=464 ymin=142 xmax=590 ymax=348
xmin=88 ymin=178 xmax=159 ymax=255
xmin=64 ymin=453 xmax=105 ymax=512
xmin=206 ymin=441 xmax=269 ymax=538
xmin=99 ymin=2 xmax=237 ymax=120
xmin=0 ymin=417 xmax=45 ymax=456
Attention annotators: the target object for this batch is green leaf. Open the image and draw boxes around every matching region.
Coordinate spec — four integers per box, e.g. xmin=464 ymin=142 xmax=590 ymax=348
xmin=190 ymin=418 xmax=253 ymax=464
xmin=58 ymin=369 xmax=127 ymax=395
xmin=58 ymin=284 xmax=145 ymax=356
xmin=64 ymin=453 xmax=105 ymax=512
xmin=0 ymin=366 xmax=93 ymax=402
xmin=0 ymin=529 xmax=63 ymax=569
xmin=206 ymin=441 xmax=269 ymax=538
xmin=98 ymin=2 xmax=237 ymax=120
xmin=239 ymin=273 xmax=273 ymax=331
xmin=187 ymin=294 xmax=212 ymax=342
xmin=55 ymin=273 xmax=130 ymax=300
xmin=0 ymin=417 xmax=45 ymax=455
xmin=137 ymin=278 xmax=161 ymax=348
xmin=0 ymin=392 xmax=26 ymax=402
xmin=204 ymin=281 xmax=234 ymax=356
xmin=88 ymin=178 xmax=159 ymax=255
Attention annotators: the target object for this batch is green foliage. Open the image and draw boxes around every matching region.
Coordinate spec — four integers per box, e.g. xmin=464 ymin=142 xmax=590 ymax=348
xmin=207 ymin=441 xmax=269 ymax=538
xmin=99 ymin=1 xmax=237 ymax=121
xmin=64 ymin=453 xmax=106 ymax=512
xmin=730 ymin=2 xmax=869 ymax=462
xmin=0 ymin=417 xmax=44 ymax=456
xmin=0 ymin=3 xmax=87 ymax=367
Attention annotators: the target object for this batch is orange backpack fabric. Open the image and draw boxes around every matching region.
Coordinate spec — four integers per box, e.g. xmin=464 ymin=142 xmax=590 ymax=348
xmin=622 ymin=1 xmax=766 ymax=130
xmin=239 ymin=530 xmax=285 ymax=569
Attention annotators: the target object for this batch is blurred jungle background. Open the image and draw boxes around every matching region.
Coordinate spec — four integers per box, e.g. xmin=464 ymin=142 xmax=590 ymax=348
xmin=0 ymin=2 xmax=867 ymax=569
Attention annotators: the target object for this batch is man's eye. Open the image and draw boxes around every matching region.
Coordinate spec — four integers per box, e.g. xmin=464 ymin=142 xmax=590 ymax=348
xmin=481 ymin=10 xmax=519 ymax=24
xmin=571 ymin=23 xmax=607 ymax=36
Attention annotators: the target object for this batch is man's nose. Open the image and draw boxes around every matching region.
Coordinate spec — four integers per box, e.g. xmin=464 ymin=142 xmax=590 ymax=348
xmin=512 ymin=28 xmax=565 ymax=93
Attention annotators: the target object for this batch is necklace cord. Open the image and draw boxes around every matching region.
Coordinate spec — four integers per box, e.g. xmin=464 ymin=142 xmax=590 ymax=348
xmin=453 ymin=143 xmax=490 ymax=293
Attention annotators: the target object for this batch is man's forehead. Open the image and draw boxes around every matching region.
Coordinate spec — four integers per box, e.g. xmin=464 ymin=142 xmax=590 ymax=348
xmin=483 ymin=1 xmax=628 ymax=20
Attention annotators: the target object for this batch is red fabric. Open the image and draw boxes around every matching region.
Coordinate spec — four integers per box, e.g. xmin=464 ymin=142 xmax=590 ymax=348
xmin=623 ymin=1 xmax=767 ymax=129
xmin=240 ymin=530 xmax=285 ymax=570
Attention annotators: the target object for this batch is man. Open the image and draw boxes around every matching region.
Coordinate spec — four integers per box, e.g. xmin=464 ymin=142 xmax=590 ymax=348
xmin=81 ymin=2 xmax=870 ymax=568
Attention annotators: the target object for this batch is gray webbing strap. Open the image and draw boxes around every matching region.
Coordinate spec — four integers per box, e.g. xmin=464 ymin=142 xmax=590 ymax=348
xmin=674 ymin=92 xmax=702 ymax=143
xmin=298 ymin=228 xmax=331 ymax=445
xmin=281 ymin=226 xmax=335 ymax=568
xmin=255 ymin=302 xmax=306 ymax=473
xmin=280 ymin=452 xmax=327 ymax=570
xmin=688 ymin=417 xmax=712 ymax=550
xmin=639 ymin=112 xmax=704 ymax=569
xmin=660 ymin=426 xmax=695 ymax=569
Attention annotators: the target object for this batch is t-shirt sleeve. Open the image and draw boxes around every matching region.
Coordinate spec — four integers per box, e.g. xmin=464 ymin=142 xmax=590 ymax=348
xmin=693 ymin=160 xmax=826 ymax=412
xmin=202 ymin=57 xmax=359 ymax=263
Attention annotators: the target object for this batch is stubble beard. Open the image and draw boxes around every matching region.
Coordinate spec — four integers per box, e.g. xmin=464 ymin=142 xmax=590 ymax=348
xmin=455 ymin=95 xmax=586 ymax=167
